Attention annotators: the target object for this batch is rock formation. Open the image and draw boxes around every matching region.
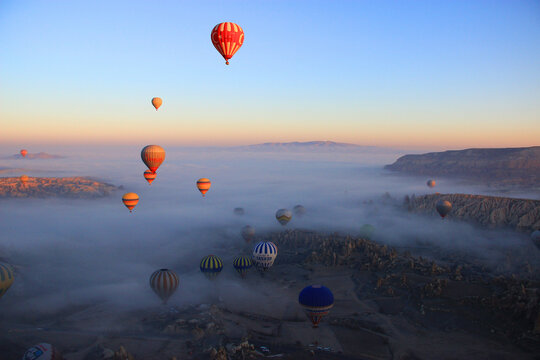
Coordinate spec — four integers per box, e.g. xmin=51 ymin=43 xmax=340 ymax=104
xmin=0 ymin=176 xmax=118 ymax=198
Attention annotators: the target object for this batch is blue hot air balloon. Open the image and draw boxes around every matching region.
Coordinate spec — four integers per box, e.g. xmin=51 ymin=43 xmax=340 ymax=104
xmin=233 ymin=255 xmax=253 ymax=278
xmin=298 ymin=285 xmax=334 ymax=328
xmin=200 ymin=255 xmax=223 ymax=279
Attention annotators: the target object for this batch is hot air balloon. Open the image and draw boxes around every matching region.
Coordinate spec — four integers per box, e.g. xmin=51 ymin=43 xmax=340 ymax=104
xmin=211 ymin=22 xmax=244 ymax=65
xmin=149 ymin=269 xmax=179 ymax=304
xmin=200 ymin=255 xmax=223 ymax=279
xmin=359 ymin=224 xmax=375 ymax=240
xmin=293 ymin=205 xmax=306 ymax=217
xmin=144 ymin=170 xmax=157 ymax=185
xmin=141 ymin=145 xmax=165 ymax=173
xmin=299 ymin=285 xmax=334 ymax=328
xmin=20 ymin=149 xmax=28 ymax=158
xmin=233 ymin=207 xmax=245 ymax=215
xmin=196 ymin=178 xmax=211 ymax=197
xmin=0 ymin=262 xmax=14 ymax=300
xmin=122 ymin=192 xmax=139 ymax=212
xmin=22 ymin=343 xmax=63 ymax=360
xmin=151 ymin=97 xmax=162 ymax=111
xmin=436 ymin=200 xmax=452 ymax=219
xmin=531 ymin=230 xmax=540 ymax=249
xmin=20 ymin=174 xmax=29 ymax=185
xmin=233 ymin=255 xmax=253 ymax=278
xmin=275 ymin=209 xmax=292 ymax=226
xmin=252 ymin=241 xmax=277 ymax=271
xmin=427 ymin=179 xmax=436 ymax=188
xmin=241 ymin=225 xmax=255 ymax=243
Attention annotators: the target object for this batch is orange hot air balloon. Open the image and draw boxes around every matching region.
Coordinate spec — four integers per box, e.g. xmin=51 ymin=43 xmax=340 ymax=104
xmin=122 ymin=192 xmax=139 ymax=212
xmin=20 ymin=149 xmax=28 ymax=157
xmin=196 ymin=178 xmax=211 ymax=197
xmin=211 ymin=22 xmax=244 ymax=65
xmin=151 ymin=97 xmax=162 ymax=111
xmin=144 ymin=170 xmax=157 ymax=185
xmin=20 ymin=175 xmax=29 ymax=185
xmin=141 ymin=145 xmax=165 ymax=173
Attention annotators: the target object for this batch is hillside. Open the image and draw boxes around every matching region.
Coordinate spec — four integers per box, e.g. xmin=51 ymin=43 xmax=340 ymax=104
xmin=385 ymin=146 xmax=540 ymax=188
xmin=404 ymin=193 xmax=540 ymax=232
xmin=0 ymin=176 xmax=118 ymax=198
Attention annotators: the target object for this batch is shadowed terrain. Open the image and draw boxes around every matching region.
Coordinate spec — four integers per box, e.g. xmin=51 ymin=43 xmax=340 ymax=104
xmin=0 ymin=177 xmax=118 ymax=198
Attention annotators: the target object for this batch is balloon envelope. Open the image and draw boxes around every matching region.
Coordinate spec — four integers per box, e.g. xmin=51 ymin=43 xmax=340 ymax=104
xmin=149 ymin=269 xmax=179 ymax=304
xmin=0 ymin=262 xmax=14 ymax=300
xmin=211 ymin=22 xmax=244 ymax=65
xmin=144 ymin=170 xmax=157 ymax=185
xmin=20 ymin=174 xmax=29 ymax=185
xmin=233 ymin=255 xmax=253 ymax=278
xmin=359 ymin=224 xmax=375 ymax=239
xmin=293 ymin=205 xmax=306 ymax=217
xmin=233 ymin=207 xmax=245 ymax=215
xmin=436 ymin=200 xmax=452 ymax=218
xmin=241 ymin=225 xmax=255 ymax=242
xmin=20 ymin=149 xmax=28 ymax=157
xmin=299 ymin=285 xmax=334 ymax=328
xmin=122 ymin=192 xmax=139 ymax=212
xmin=427 ymin=180 xmax=436 ymax=188
xmin=196 ymin=178 xmax=211 ymax=197
xmin=200 ymin=255 xmax=223 ymax=279
xmin=151 ymin=97 xmax=162 ymax=111
xmin=141 ymin=145 xmax=165 ymax=173
xmin=275 ymin=209 xmax=292 ymax=226
xmin=23 ymin=343 xmax=63 ymax=360
xmin=252 ymin=241 xmax=277 ymax=271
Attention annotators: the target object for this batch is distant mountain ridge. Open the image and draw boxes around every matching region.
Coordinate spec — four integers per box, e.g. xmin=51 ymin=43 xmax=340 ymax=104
xmin=385 ymin=146 xmax=540 ymax=189
xmin=235 ymin=141 xmax=391 ymax=152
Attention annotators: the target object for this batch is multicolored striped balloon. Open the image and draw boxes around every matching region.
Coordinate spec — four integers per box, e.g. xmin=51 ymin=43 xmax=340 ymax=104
xmin=200 ymin=255 xmax=223 ymax=279
xmin=275 ymin=209 xmax=292 ymax=226
xmin=233 ymin=255 xmax=253 ymax=278
xmin=22 ymin=343 xmax=63 ymax=360
xmin=149 ymin=268 xmax=179 ymax=304
xmin=252 ymin=241 xmax=278 ymax=271
xmin=143 ymin=170 xmax=157 ymax=185
xmin=141 ymin=145 xmax=165 ymax=173
xmin=211 ymin=22 xmax=244 ymax=65
xmin=151 ymin=97 xmax=162 ymax=111
xmin=196 ymin=178 xmax=211 ymax=197
xmin=122 ymin=192 xmax=139 ymax=212
xmin=0 ymin=262 xmax=14 ymax=300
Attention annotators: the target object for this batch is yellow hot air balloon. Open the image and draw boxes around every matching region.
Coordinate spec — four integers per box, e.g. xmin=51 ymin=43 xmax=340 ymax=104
xmin=196 ymin=178 xmax=211 ymax=197
xmin=20 ymin=174 xmax=29 ymax=185
xmin=0 ymin=262 xmax=14 ymax=300
xmin=122 ymin=192 xmax=139 ymax=212
xmin=151 ymin=97 xmax=162 ymax=111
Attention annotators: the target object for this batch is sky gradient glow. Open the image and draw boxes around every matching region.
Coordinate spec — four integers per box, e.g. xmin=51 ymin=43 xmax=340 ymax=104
xmin=1 ymin=0 xmax=539 ymax=149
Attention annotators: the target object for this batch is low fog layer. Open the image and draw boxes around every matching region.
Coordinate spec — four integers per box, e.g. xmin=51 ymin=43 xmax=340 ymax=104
xmin=0 ymin=146 xmax=536 ymax=321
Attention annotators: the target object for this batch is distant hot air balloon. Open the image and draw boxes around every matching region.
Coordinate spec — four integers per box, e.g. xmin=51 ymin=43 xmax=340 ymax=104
xmin=233 ymin=255 xmax=253 ymax=278
xmin=196 ymin=178 xmax=211 ymax=197
xmin=22 ymin=343 xmax=63 ymax=360
xmin=252 ymin=241 xmax=277 ymax=271
xmin=141 ymin=145 xmax=165 ymax=173
xmin=233 ymin=207 xmax=245 ymax=215
xmin=241 ymin=225 xmax=255 ymax=243
xmin=151 ymin=97 xmax=162 ymax=111
xmin=293 ymin=205 xmax=306 ymax=217
xmin=20 ymin=174 xmax=29 ymax=185
xmin=211 ymin=22 xmax=244 ymax=65
xmin=427 ymin=180 xmax=436 ymax=188
xmin=149 ymin=269 xmax=179 ymax=304
xmin=275 ymin=209 xmax=292 ymax=226
xmin=299 ymin=285 xmax=334 ymax=328
xmin=144 ymin=170 xmax=157 ymax=185
xmin=531 ymin=230 xmax=540 ymax=249
xmin=20 ymin=149 xmax=28 ymax=158
xmin=0 ymin=262 xmax=14 ymax=300
xmin=436 ymin=200 xmax=452 ymax=219
xmin=200 ymin=255 xmax=223 ymax=279
xmin=122 ymin=192 xmax=139 ymax=212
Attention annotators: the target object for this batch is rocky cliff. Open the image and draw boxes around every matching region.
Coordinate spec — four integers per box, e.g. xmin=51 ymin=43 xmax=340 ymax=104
xmin=404 ymin=193 xmax=540 ymax=232
xmin=0 ymin=176 xmax=118 ymax=198
xmin=385 ymin=146 xmax=540 ymax=188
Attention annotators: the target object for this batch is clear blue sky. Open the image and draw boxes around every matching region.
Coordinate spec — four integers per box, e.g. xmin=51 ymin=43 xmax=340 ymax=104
xmin=0 ymin=0 xmax=539 ymax=148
